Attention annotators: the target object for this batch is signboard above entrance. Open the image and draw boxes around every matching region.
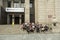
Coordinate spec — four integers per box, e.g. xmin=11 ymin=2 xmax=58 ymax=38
xmin=6 ymin=8 xmax=24 ymax=12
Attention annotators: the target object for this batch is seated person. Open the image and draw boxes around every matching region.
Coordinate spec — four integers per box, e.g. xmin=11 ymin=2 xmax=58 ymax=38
xmin=30 ymin=23 xmax=35 ymax=32
xmin=22 ymin=23 xmax=27 ymax=30
xmin=44 ymin=25 xmax=49 ymax=31
xmin=35 ymin=24 xmax=40 ymax=33
xmin=40 ymin=24 xmax=44 ymax=32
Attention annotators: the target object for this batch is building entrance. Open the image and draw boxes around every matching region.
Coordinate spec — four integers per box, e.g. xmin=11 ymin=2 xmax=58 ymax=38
xmin=14 ymin=17 xmax=19 ymax=24
xmin=7 ymin=14 xmax=24 ymax=24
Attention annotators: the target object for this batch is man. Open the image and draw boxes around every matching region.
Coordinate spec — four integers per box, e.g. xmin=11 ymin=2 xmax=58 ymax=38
xmin=30 ymin=22 xmax=35 ymax=32
xmin=26 ymin=23 xmax=30 ymax=33
xmin=44 ymin=25 xmax=49 ymax=31
xmin=35 ymin=23 xmax=40 ymax=33
xmin=22 ymin=23 xmax=27 ymax=30
xmin=40 ymin=24 xmax=44 ymax=32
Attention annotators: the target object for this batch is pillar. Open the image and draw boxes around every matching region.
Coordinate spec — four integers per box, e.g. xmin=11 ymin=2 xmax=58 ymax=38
xmin=7 ymin=14 xmax=9 ymax=24
xmin=19 ymin=14 xmax=21 ymax=24
xmin=19 ymin=0 xmax=21 ymax=7
xmin=5 ymin=0 xmax=7 ymax=8
xmin=11 ymin=0 xmax=13 ymax=8
xmin=0 ymin=0 xmax=3 ymax=6
xmin=35 ymin=0 xmax=38 ymax=23
xmin=25 ymin=0 xmax=30 ymax=23
xmin=12 ymin=14 xmax=14 ymax=25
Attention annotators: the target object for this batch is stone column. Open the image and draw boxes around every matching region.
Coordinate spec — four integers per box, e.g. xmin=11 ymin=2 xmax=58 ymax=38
xmin=7 ymin=14 xmax=10 ymax=24
xmin=25 ymin=0 xmax=30 ymax=23
xmin=5 ymin=0 xmax=7 ymax=8
xmin=19 ymin=14 xmax=21 ymax=24
xmin=0 ymin=0 xmax=3 ymax=6
xmin=12 ymin=14 xmax=14 ymax=24
xmin=35 ymin=0 xmax=38 ymax=23
xmin=19 ymin=0 xmax=21 ymax=7
xmin=11 ymin=0 xmax=13 ymax=8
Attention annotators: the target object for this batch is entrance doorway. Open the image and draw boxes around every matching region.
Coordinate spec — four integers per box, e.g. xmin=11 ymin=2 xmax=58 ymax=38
xmin=7 ymin=14 xmax=25 ymax=24
xmin=14 ymin=17 xmax=19 ymax=24
xmin=21 ymin=15 xmax=24 ymax=24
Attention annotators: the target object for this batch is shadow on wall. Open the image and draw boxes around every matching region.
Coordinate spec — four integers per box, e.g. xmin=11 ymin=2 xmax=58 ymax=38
xmin=0 ymin=7 xmax=7 ymax=25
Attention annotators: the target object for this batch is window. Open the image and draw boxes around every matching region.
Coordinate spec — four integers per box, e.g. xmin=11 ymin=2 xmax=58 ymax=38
xmin=14 ymin=2 xmax=20 ymax=8
xmin=8 ymin=1 xmax=11 ymax=7
xmin=21 ymin=0 xmax=25 ymax=3
xmin=30 ymin=3 xmax=32 ymax=8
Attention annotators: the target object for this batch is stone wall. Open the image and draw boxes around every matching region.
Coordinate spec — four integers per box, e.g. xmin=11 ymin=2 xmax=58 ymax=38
xmin=1 ymin=7 xmax=7 ymax=24
xmin=0 ymin=6 xmax=2 ymax=24
xmin=38 ymin=0 xmax=47 ymax=24
xmin=37 ymin=0 xmax=55 ymax=24
xmin=55 ymin=0 xmax=60 ymax=23
xmin=37 ymin=0 xmax=60 ymax=32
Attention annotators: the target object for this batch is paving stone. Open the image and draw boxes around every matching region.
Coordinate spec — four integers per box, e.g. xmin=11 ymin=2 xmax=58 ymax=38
xmin=0 ymin=34 xmax=60 ymax=40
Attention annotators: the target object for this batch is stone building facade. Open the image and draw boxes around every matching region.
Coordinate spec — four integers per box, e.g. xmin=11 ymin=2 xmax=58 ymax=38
xmin=0 ymin=0 xmax=60 ymax=25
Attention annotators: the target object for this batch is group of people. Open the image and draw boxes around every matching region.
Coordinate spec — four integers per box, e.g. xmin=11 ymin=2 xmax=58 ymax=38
xmin=21 ymin=22 xmax=52 ymax=33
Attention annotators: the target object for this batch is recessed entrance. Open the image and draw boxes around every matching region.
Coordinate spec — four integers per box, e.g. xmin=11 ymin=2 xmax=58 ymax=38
xmin=7 ymin=14 xmax=25 ymax=24
xmin=21 ymin=15 xmax=24 ymax=24
xmin=14 ymin=17 xmax=19 ymax=24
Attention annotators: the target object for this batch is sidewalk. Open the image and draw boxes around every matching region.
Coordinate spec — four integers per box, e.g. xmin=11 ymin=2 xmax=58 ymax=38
xmin=0 ymin=25 xmax=27 ymax=34
xmin=0 ymin=24 xmax=60 ymax=34
xmin=0 ymin=33 xmax=60 ymax=40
